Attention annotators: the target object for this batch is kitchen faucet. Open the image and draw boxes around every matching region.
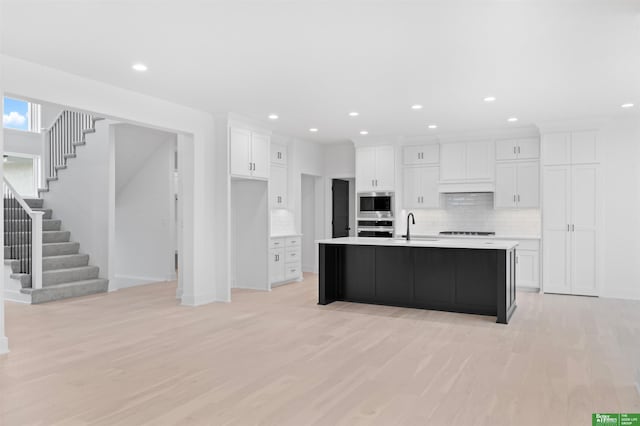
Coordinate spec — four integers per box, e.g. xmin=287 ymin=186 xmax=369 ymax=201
xmin=406 ymin=212 xmax=415 ymax=241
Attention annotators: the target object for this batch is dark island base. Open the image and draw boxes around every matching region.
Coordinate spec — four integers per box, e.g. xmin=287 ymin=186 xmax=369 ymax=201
xmin=319 ymin=244 xmax=517 ymax=324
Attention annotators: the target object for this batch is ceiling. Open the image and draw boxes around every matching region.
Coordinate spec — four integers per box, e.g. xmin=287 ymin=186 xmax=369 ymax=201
xmin=2 ymin=0 xmax=639 ymax=143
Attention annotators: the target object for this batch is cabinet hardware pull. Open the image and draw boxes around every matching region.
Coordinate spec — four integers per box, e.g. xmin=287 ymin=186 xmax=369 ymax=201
xmin=372 ymin=179 xmax=375 ymax=187
xmin=513 ymin=146 xmax=516 ymax=154
xmin=567 ymin=224 xmax=570 ymax=232
xmin=518 ymin=146 xmax=521 ymax=154
xmin=513 ymin=194 xmax=516 ymax=202
xmin=517 ymin=194 xmax=520 ymax=202
xmin=572 ymin=224 xmax=575 ymax=232
xmin=249 ymin=162 xmax=252 ymax=170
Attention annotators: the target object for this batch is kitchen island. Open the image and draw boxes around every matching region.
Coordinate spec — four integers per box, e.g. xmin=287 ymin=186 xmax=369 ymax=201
xmin=317 ymin=237 xmax=518 ymax=324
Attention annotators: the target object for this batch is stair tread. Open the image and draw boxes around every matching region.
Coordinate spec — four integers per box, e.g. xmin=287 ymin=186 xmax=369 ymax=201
xmin=43 ymin=265 xmax=98 ymax=274
xmin=43 ymin=253 xmax=88 ymax=259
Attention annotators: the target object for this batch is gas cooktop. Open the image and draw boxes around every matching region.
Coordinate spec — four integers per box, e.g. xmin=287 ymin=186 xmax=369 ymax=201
xmin=439 ymin=231 xmax=496 ymax=236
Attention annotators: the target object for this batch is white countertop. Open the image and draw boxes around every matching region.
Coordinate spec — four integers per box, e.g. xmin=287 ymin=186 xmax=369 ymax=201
xmin=316 ymin=237 xmax=519 ymax=250
xmin=405 ymin=233 xmax=541 ymax=241
xmin=271 ymin=233 xmax=302 ymax=238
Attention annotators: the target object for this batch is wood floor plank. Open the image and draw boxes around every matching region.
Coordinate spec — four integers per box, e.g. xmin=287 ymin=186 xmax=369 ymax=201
xmin=0 ymin=274 xmax=639 ymax=425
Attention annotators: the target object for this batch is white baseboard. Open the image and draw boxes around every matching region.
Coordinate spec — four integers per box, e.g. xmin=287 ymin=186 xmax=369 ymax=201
xmin=601 ymin=289 xmax=640 ymax=301
xmin=0 ymin=336 xmax=8 ymax=355
xmin=180 ymin=291 xmax=220 ymax=306
xmin=4 ymin=290 xmax=31 ymax=304
xmin=111 ymin=275 xmax=174 ymax=290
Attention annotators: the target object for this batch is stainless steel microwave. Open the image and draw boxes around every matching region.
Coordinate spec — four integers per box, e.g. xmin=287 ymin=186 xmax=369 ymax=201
xmin=358 ymin=192 xmax=394 ymax=218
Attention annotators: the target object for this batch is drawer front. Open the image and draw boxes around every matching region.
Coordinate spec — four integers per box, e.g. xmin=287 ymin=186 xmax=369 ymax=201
xmin=285 ymin=247 xmax=301 ymax=263
xmin=270 ymin=238 xmax=285 ymax=249
xmin=285 ymin=237 xmax=301 ymax=247
xmin=285 ymin=263 xmax=301 ymax=280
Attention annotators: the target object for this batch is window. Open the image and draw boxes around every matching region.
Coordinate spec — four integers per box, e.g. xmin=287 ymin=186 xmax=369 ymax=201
xmin=3 ymin=96 xmax=41 ymax=133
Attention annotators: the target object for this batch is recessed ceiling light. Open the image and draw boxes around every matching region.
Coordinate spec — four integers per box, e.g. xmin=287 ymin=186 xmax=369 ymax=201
xmin=507 ymin=117 xmax=518 ymax=122
xmin=428 ymin=124 xmax=438 ymax=129
xmin=411 ymin=104 xmax=423 ymax=110
xmin=483 ymin=96 xmax=496 ymax=102
xmin=621 ymin=103 xmax=635 ymax=108
xmin=360 ymin=130 xmax=369 ymax=135
xmin=309 ymin=128 xmax=318 ymax=133
xmin=268 ymin=114 xmax=279 ymax=120
xmin=349 ymin=112 xmax=359 ymax=117
xmin=132 ymin=63 xmax=148 ymax=72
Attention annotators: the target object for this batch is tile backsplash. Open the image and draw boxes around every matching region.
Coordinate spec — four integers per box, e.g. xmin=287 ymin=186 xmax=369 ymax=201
xmin=399 ymin=192 xmax=541 ymax=236
xmin=271 ymin=209 xmax=296 ymax=236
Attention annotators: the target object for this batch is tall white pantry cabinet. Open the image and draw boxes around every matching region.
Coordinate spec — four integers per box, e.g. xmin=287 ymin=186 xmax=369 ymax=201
xmin=542 ymin=130 xmax=601 ymax=296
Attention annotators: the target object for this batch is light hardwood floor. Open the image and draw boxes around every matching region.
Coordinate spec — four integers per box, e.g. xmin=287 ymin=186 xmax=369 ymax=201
xmin=1 ymin=274 xmax=639 ymax=425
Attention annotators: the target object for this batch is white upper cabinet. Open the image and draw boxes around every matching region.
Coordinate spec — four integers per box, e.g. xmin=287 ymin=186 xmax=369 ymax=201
xmin=570 ymin=131 xmax=599 ymax=164
xmin=229 ymin=127 xmax=252 ymax=177
xmin=496 ymin=138 xmax=540 ymax=161
xmin=403 ymin=166 xmax=440 ymax=209
xmin=251 ymin=133 xmax=270 ymax=179
xmin=271 ymin=143 xmax=287 ymax=165
xmin=542 ymin=131 xmax=598 ymax=166
xmin=516 ymin=161 xmax=540 ymax=208
xmin=495 ymin=161 xmax=539 ymax=209
xmin=494 ymin=163 xmax=518 ymax=208
xmin=440 ymin=141 xmax=494 ymax=182
xmin=356 ymin=145 xmax=395 ymax=191
xmin=229 ymin=127 xmax=270 ymax=179
xmin=270 ymin=165 xmax=287 ymax=208
xmin=403 ymin=144 xmax=439 ymax=165
xmin=374 ymin=145 xmax=395 ymax=190
xmin=439 ymin=143 xmax=466 ymax=181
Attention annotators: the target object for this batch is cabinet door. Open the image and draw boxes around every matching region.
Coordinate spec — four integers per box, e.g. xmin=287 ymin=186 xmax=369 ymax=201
xmin=269 ymin=248 xmax=285 ymax=283
xmin=516 ymin=138 xmax=540 ymax=160
xmin=420 ymin=166 xmax=440 ymax=208
xmin=496 ymin=140 xmax=517 ymax=161
xmin=542 ymin=166 xmax=571 ymax=294
xmin=251 ymin=133 xmax=270 ymax=179
xmin=403 ymin=146 xmax=424 ymax=166
xmin=356 ymin=147 xmax=376 ymax=191
xmin=571 ymin=131 xmax=598 ymax=164
xmin=403 ymin=167 xmax=421 ymax=209
xmin=516 ymin=249 xmax=539 ymax=289
xmin=542 ymin=132 xmax=571 ymax=165
xmin=516 ymin=161 xmax=539 ymax=208
xmin=374 ymin=146 xmax=395 ymax=190
xmin=271 ymin=143 xmax=287 ymax=165
xmin=270 ymin=165 xmax=287 ymax=208
xmin=229 ymin=127 xmax=252 ymax=177
xmin=570 ymin=165 xmax=598 ymax=296
xmin=440 ymin=143 xmax=466 ymax=181
xmin=466 ymin=141 xmax=493 ymax=180
xmin=494 ymin=163 xmax=517 ymax=208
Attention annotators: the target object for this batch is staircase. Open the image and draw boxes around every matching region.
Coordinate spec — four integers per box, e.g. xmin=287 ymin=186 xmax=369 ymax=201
xmin=4 ymin=197 xmax=108 ymax=304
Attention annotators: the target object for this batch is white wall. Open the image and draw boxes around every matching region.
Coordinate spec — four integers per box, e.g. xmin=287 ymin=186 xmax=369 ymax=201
xmin=2 ymin=55 xmax=221 ymax=306
xmin=113 ymin=124 xmax=176 ymax=289
xmin=3 ymin=128 xmax=42 ymax=157
xmin=3 ymin=155 xmax=36 ymax=196
xmin=230 ymin=180 xmax=269 ymax=290
xmin=0 ymin=44 xmax=9 ymax=353
xmin=301 ymin=174 xmax=316 ymax=272
xmin=41 ymin=119 xmax=113 ymax=278
xmin=323 ymin=142 xmax=356 ymax=240
xmin=600 ymin=118 xmax=640 ymax=300
xmin=291 ymin=138 xmax=325 ymax=236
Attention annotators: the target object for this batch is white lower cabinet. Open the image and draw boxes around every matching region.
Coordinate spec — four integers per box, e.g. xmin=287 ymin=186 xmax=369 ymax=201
xmin=515 ymin=240 xmax=540 ymax=290
xmin=270 ymin=235 xmax=302 ymax=286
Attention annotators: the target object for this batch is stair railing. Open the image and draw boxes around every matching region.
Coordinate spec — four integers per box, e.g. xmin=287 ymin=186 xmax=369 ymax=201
xmin=44 ymin=110 xmax=95 ymax=190
xmin=3 ymin=178 xmax=43 ymax=289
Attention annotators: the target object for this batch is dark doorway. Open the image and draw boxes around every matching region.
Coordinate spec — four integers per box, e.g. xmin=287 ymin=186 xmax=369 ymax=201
xmin=332 ymin=179 xmax=350 ymax=238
